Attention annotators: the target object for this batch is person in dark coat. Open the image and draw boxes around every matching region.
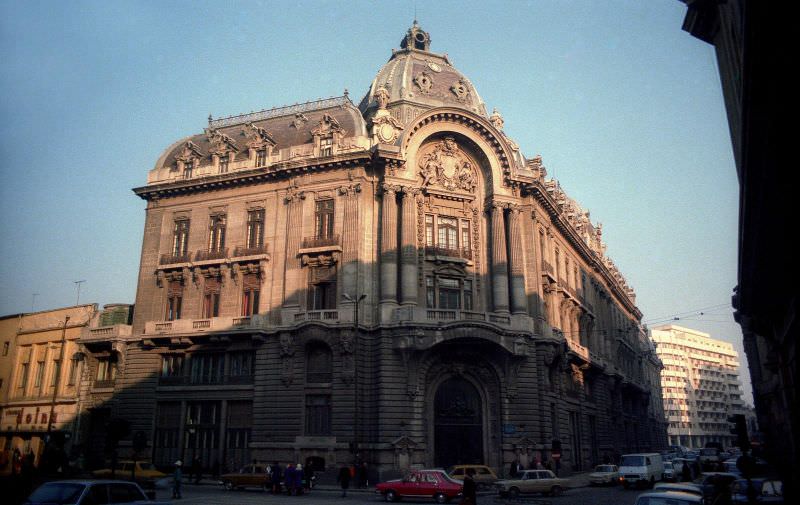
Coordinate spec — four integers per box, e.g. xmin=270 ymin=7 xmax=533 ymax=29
xmin=270 ymin=462 xmax=282 ymax=494
xmin=191 ymin=455 xmax=201 ymax=484
xmin=461 ymin=468 xmax=477 ymax=505
xmin=338 ymin=464 xmax=352 ymax=497
xmin=172 ymin=460 xmax=183 ymax=499
xmin=285 ymin=464 xmax=296 ymax=495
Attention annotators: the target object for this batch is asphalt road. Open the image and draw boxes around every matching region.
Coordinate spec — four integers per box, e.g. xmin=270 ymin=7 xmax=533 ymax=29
xmin=161 ymin=482 xmax=648 ymax=505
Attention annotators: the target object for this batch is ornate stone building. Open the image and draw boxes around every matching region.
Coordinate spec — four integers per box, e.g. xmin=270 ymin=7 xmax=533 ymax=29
xmin=114 ymin=23 xmax=665 ymax=477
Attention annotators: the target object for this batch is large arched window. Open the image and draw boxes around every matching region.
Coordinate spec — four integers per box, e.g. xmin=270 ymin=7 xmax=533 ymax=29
xmin=306 ymin=342 xmax=332 ymax=384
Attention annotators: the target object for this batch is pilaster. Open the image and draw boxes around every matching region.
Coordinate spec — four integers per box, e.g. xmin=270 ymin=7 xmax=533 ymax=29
xmin=400 ymin=187 xmax=420 ymax=306
xmin=490 ymin=201 xmax=510 ymax=314
xmin=380 ymin=184 xmax=400 ymax=304
xmin=508 ymin=205 xmax=527 ymax=314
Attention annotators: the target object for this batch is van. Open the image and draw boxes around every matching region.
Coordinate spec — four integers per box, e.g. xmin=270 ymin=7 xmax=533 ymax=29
xmin=619 ymin=452 xmax=664 ymax=488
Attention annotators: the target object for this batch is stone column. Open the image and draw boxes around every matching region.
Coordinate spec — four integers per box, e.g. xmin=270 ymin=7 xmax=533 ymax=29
xmin=283 ymin=189 xmax=305 ymax=307
xmin=508 ymin=206 xmax=527 ymax=314
xmin=339 ymin=184 xmax=361 ymax=301
xmin=380 ymin=184 xmax=399 ymax=303
xmin=490 ymin=202 xmax=510 ymax=313
xmin=400 ymin=187 xmax=419 ymax=305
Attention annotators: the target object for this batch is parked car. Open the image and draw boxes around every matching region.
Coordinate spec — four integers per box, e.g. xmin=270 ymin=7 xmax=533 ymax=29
xmin=634 ymin=490 xmax=704 ymax=505
xmin=588 ymin=465 xmax=619 ymax=485
xmin=731 ymin=478 xmax=783 ymax=504
xmin=219 ymin=463 xmax=271 ymax=491
xmin=699 ymin=447 xmax=722 ymax=469
xmin=619 ymin=453 xmax=664 ymax=488
xmin=24 ymin=480 xmax=169 ymax=505
xmin=447 ymin=465 xmax=498 ymax=489
xmin=494 ymin=469 xmax=569 ymax=498
xmin=662 ymin=461 xmax=676 ymax=481
xmin=376 ymin=469 xmax=462 ymax=503
xmin=653 ymin=482 xmax=704 ymax=496
xmin=92 ymin=462 xmax=166 ymax=484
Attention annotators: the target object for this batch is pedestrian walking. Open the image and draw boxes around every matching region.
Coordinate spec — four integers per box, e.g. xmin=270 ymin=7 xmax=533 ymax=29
xmin=172 ymin=460 xmax=183 ymax=499
xmin=285 ymin=463 xmax=296 ymax=495
xmin=358 ymin=461 xmax=368 ymax=488
xmin=271 ymin=461 xmax=282 ymax=494
xmin=460 ymin=467 xmax=477 ymax=505
xmin=338 ymin=464 xmax=351 ymax=497
xmin=191 ymin=455 xmax=202 ymax=484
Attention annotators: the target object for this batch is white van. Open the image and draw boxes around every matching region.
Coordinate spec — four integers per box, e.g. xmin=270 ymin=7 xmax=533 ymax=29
xmin=619 ymin=453 xmax=664 ymax=488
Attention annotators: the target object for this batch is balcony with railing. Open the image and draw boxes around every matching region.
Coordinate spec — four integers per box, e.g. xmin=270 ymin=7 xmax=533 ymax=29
xmin=301 ymin=234 xmax=341 ymax=250
xmin=233 ymin=244 xmax=269 ymax=257
xmin=160 ymin=253 xmax=191 ymax=265
xmin=195 ymin=248 xmax=228 ymax=262
xmin=424 ymin=246 xmax=473 ymax=260
xmin=157 ymin=374 xmax=254 ymax=387
xmin=80 ymin=324 xmax=132 ymax=343
xmin=144 ymin=316 xmax=259 ymax=335
xmin=541 ymin=261 xmax=555 ymax=277
xmin=294 ymin=310 xmax=340 ymax=323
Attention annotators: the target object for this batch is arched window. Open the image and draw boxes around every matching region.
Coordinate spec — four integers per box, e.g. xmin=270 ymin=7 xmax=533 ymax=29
xmin=306 ymin=343 xmax=332 ymax=383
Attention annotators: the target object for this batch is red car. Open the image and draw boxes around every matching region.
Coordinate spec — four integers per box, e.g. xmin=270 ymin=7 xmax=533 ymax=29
xmin=376 ymin=469 xmax=463 ymax=503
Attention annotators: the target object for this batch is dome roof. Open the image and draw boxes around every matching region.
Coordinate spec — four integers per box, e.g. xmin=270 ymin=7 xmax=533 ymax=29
xmin=359 ymin=22 xmax=487 ymax=121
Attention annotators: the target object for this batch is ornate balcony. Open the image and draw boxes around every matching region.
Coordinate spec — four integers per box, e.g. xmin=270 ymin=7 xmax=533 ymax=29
xmin=301 ymin=234 xmax=341 ymax=249
xmin=233 ymin=244 xmax=269 ymax=257
xmin=160 ymin=253 xmax=191 ymax=265
xmin=294 ymin=310 xmax=340 ymax=322
xmin=424 ymin=246 xmax=472 ymax=260
xmin=80 ymin=324 xmax=132 ymax=344
xmin=195 ymin=248 xmax=228 ymax=262
xmin=157 ymin=374 xmax=254 ymax=386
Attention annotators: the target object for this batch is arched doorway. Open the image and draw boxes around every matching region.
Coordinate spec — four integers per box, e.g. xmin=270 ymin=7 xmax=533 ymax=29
xmin=434 ymin=376 xmax=483 ymax=468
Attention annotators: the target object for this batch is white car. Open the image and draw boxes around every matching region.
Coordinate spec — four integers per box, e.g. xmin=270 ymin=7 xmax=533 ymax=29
xmin=588 ymin=465 xmax=619 ymax=485
xmin=662 ymin=461 xmax=676 ymax=481
xmin=635 ymin=490 xmax=704 ymax=505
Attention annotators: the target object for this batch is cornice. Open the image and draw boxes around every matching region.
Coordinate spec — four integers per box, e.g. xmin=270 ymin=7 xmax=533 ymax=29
xmin=133 ymin=151 xmax=371 ymax=200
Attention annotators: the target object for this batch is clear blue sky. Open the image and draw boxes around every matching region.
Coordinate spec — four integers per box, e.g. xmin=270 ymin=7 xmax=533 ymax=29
xmin=0 ymin=1 xmax=747 ymax=401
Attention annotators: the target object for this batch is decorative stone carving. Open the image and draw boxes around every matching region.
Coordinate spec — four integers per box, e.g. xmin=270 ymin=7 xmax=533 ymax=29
xmin=489 ymin=108 xmax=504 ymax=130
xmin=418 ymin=137 xmax=476 ymax=193
xmin=206 ymin=128 xmax=239 ymax=156
xmin=370 ymin=86 xmax=404 ymax=144
xmin=450 ymin=79 xmax=470 ymax=101
xmin=413 ymin=71 xmax=434 ymax=94
xmin=289 ymin=113 xmax=309 ymax=129
xmin=311 ymin=114 xmax=346 ymax=138
xmin=174 ymin=141 xmax=202 ymax=168
xmin=243 ymin=122 xmax=276 ymax=150
xmin=279 ymin=332 xmax=295 ymax=385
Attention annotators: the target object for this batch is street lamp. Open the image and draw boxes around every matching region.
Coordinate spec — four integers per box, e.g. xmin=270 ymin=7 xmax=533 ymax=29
xmin=342 ymin=293 xmax=366 ymax=461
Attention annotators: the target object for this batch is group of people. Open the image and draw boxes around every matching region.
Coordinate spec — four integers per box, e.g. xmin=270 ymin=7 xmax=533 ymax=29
xmin=337 ymin=461 xmax=369 ymax=497
xmin=267 ymin=461 xmax=315 ymax=495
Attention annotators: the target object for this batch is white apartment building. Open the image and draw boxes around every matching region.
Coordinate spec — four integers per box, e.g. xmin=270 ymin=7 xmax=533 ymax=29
xmin=651 ymin=325 xmax=746 ymax=449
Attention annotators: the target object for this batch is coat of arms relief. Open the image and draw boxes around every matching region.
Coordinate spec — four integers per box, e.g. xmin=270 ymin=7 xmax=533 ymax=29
xmin=418 ymin=137 xmax=477 ymax=193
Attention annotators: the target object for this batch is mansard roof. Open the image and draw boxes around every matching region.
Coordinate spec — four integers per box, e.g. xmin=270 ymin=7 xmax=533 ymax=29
xmin=153 ymin=95 xmax=367 ymax=170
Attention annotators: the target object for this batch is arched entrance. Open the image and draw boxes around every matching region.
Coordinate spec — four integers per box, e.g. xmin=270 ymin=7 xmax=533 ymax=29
xmin=434 ymin=376 xmax=483 ymax=468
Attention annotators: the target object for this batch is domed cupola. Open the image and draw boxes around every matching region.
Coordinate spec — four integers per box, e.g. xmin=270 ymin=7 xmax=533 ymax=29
xmin=360 ymin=22 xmax=488 ymax=130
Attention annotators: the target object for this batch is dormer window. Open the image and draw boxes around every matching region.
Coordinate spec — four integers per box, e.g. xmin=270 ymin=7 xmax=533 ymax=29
xmin=320 ymin=136 xmax=333 ymax=157
xmin=255 ymin=149 xmax=267 ymax=167
xmin=219 ymin=155 xmax=229 ymax=173
xmin=183 ymin=161 xmax=194 ymax=179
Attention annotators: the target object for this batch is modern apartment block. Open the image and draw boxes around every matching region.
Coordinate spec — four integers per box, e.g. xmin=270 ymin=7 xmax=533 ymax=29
xmin=651 ymin=324 xmax=746 ymax=449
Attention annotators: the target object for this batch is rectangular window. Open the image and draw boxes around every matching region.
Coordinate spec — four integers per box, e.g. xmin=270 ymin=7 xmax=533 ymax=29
xmin=19 ymin=362 xmax=29 ymax=389
xmin=34 ymin=361 xmax=45 ymax=388
xmin=305 ymin=395 xmax=332 ymax=435
xmin=461 ymin=220 xmax=471 ymax=253
xmin=315 ymin=199 xmax=335 ymax=239
xmin=208 ymin=214 xmax=226 ymax=253
xmin=319 ymin=136 xmax=333 ymax=157
xmin=183 ymin=160 xmax=194 ymax=179
xmin=438 ymin=278 xmax=461 ymax=309
xmin=425 ymin=215 xmax=434 ymax=247
xmin=463 ymin=280 xmax=473 ymax=311
xmin=228 ymin=352 xmax=253 ymax=378
xmin=172 ymin=219 xmax=190 ymax=257
xmin=161 ymin=354 xmax=184 ymax=378
xmin=255 ymin=149 xmax=267 ymax=167
xmin=437 ymin=216 xmax=458 ymax=250
xmin=242 ymin=274 xmax=260 ymax=316
xmin=203 ymin=277 xmax=221 ymax=318
xmin=219 ymin=155 xmax=229 ymax=173
xmin=246 ymin=209 xmax=265 ymax=249
xmin=51 ymin=359 xmax=61 ymax=387
xmin=189 ymin=354 xmax=224 ymax=384
xmin=308 ymin=266 xmax=337 ymax=310
xmin=96 ymin=358 xmax=117 ymax=382
xmin=166 ymin=279 xmax=183 ymax=321
xmin=67 ymin=357 xmax=80 ymax=386
xmin=426 ymin=277 xmax=435 ymax=308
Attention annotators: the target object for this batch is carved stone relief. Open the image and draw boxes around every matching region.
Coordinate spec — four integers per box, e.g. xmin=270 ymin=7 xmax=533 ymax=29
xmin=450 ymin=79 xmax=470 ymax=101
xmin=418 ymin=137 xmax=476 ymax=193
xmin=413 ymin=72 xmax=434 ymax=94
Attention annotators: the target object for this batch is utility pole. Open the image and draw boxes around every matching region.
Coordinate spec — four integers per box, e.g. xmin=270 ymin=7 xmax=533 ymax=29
xmin=74 ymin=280 xmax=86 ymax=306
xmin=343 ymin=292 xmax=366 ymax=462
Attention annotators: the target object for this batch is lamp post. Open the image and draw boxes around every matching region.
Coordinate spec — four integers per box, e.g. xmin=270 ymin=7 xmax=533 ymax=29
xmin=343 ymin=293 xmax=366 ymax=461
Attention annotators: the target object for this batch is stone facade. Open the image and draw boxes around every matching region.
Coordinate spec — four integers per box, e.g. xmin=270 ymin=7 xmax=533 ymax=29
xmin=107 ymin=23 xmax=666 ymax=478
